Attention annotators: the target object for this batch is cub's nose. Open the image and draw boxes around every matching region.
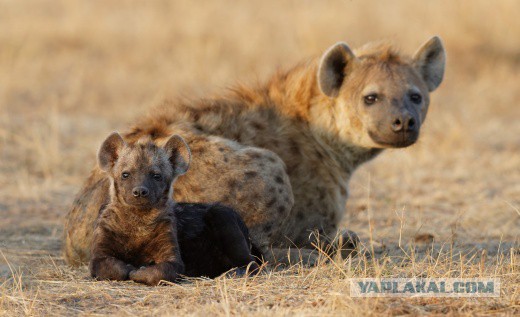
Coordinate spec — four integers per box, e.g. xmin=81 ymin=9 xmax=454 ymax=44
xmin=132 ymin=186 xmax=149 ymax=198
xmin=391 ymin=115 xmax=416 ymax=133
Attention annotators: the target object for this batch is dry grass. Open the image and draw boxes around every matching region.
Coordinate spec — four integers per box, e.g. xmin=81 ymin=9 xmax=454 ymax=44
xmin=0 ymin=0 xmax=519 ymax=315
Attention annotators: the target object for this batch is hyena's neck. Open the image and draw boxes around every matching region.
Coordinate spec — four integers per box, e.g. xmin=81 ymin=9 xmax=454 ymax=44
xmin=109 ymin=202 xmax=171 ymax=229
xmin=265 ymin=59 xmax=383 ymax=173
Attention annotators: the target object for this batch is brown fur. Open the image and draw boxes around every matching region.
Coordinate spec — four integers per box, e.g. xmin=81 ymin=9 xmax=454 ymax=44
xmin=65 ymin=37 xmax=446 ymax=265
xmin=89 ymin=133 xmax=188 ymax=285
xmin=90 ymin=200 xmax=183 ymax=286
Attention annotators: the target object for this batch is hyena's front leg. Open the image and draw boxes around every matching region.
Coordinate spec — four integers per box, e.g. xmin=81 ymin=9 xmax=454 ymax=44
xmin=90 ymin=256 xmax=135 ymax=281
xmin=267 ymin=229 xmax=360 ymax=266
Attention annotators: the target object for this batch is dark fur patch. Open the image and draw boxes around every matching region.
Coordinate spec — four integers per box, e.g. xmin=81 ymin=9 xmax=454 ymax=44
xmin=227 ymin=179 xmax=238 ymax=188
xmin=251 ymin=121 xmax=265 ymax=130
xmin=248 ymin=152 xmax=262 ymax=160
xmin=244 ymin=171 xmax=258 ymax=179
xmin=266 ymin=197 xmax=277 ymax=208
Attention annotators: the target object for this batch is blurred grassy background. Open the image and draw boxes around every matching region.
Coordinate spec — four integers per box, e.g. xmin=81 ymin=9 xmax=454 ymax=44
xmin=1 ymin=0 xmax=518 ymax=239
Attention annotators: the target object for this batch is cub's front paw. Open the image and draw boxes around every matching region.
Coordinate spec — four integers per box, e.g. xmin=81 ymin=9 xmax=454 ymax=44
xmin=129 ymin=265 xmax=179 ymax=286
xmin=90 ymin=259 xmax=136 ymax=281
xmin=129 ymin=267 xmax=160 ymax=286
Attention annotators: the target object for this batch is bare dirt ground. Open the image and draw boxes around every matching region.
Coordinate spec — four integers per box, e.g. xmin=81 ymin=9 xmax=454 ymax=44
xmin=0 ymin=0 xmax=519 ymax=315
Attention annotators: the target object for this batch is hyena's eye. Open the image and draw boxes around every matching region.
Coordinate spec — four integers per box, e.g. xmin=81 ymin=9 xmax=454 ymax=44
xmin=363 ymin=94 xmax=378 ymax=105
xmin=121 ymin=172 xmax=130 ymax=179
xmin=410 ymin=93 xmax=422 ymax=104
xmin=153 ymin=173 xmax=162 ymax=181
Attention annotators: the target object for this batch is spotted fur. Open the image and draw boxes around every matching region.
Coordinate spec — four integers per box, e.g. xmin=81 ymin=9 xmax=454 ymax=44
xmin=64 ymin=37 xmax=445 ymax=265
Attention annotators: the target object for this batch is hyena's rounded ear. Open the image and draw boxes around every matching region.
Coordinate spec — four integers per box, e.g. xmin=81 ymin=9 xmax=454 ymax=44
xmin=164 ymin=135 xmax=191 ymax=175
xmin=98 ymin=132 xmax=126 ymax=172
xmin=413 ymin=36 xmax=446 ymax=92
xmin=318 ymin=42 xmax=356 ymax=98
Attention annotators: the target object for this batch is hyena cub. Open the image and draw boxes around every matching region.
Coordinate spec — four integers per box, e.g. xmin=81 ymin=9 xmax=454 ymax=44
xmin=90 ymin=132 xmax=259 ymax=285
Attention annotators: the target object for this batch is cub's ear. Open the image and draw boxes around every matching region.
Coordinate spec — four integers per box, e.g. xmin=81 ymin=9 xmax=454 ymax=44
xmin=98 ymin=132 xmax=126 ymax=172
xmin=318 ymin=42 xmax=356 ymax=97
xmin=413 ymin=36 xmax=446 ymax=92
xmin=164 ymin=135 xmax=191 ymax=175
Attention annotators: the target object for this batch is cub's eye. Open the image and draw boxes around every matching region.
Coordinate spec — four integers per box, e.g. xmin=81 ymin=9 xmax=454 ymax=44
xmin=410 ymin=93 xmax=422 ymax=104
xmin=121 ymin=172 xmax=130 ymax=179
xmin=363 ymin=94 xmax=378 ymax=105
xmin=153 ymin=173 xmax=162 ymax=181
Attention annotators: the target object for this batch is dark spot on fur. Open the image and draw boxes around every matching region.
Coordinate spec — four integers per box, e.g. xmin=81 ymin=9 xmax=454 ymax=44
xmin=244 ymin=171 xmax=258 ymax=179
xmin=268 ymin=187 xmax=276 ymax=194
xmin=251 ymin=121 xmax=265 ymax=130
xmin=296 ymin=212 xmax=304 ymax=220
xmin=318 ymin=189 xmax=326 ymax=200
xmin=263 ymin=224 xmax=272 ymax=232
xmin=227 ymin=179 xmax=238 ymax=188
xmin=266 ymin=197 xmax=277 ymax=208
xmin=340 ymin=187 xmax=347 ymax=196
xmin=278 ymin=188 xmax=283 ymax=194
xmin=218 ymin=147 xmax=225 ymax=152
xmin=252 ymin=193 xmax=262 ymax=201
xmin=290 ymin=140 xmax=299 ymax=155
xmin=268 ymin=157 xmax=276 ymax=163
xmin=193 ymin=123 xmax=204 ymax=131
xmin=315 ymin=150 xmax=324 ymax=160
xmin=275 ymin=176 xmax=284 ymax=184
xmin=248 ymin=152 xmax=262 ymax=160
xmin=277 ymin=206 xmax=286 ymax=214
xmin=190 ymin=185 xmax=202 ymax=194
xmin=223 ymin=157 xmax=229 ymax=163
xmin=149 ymin=129 xmax=159 ymax=139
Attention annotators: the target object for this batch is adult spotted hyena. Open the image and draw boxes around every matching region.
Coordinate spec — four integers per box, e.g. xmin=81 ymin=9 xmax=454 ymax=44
xmin=64 ymin=37 xmax=446 ymax=265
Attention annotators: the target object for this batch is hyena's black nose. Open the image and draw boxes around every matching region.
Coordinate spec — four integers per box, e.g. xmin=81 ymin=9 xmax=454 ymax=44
xmin=391 ymin=115 xmax=416 ymax=133
xmin=132 ymin=187 xmax=149 ymax=197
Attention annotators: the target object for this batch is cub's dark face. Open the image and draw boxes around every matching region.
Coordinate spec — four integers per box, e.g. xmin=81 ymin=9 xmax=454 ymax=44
xmin=111 ymin=144 xmax=175 ymax=208
xmin=98 ymin=133 xmax=191 ymax=210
